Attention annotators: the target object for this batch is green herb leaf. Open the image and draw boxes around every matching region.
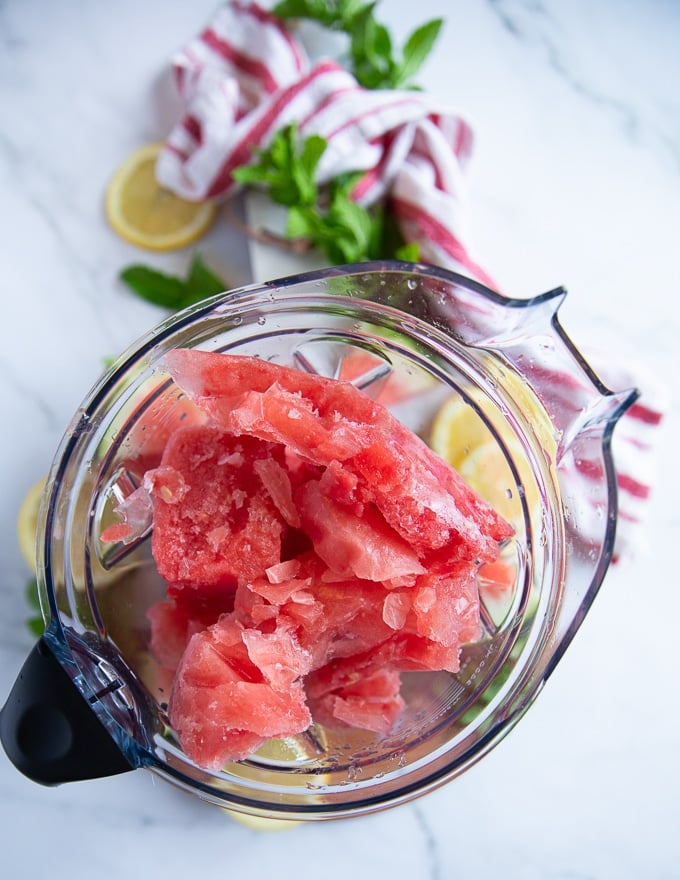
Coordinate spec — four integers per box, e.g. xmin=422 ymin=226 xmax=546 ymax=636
xmin=25 ymin=576 xmax=44 ymax=637
xmin=233 ymin=124 xmax=325 ymax=208
xmin=394 ymin=18 xmax=444 ymax=88
xmin=348 ymin=4 xmax=395 ymax=90
xmin=234 ymin=125 xmax=416 ymax=264
xmin=299 ymin=133 xmax=328 ymax=182
xmin=394 ymin=241 xmax=420 ymax=261
xmin=183 ymin=254 xmax=228 ymax=305
xmin=273 ymin=0 xmax=442 ymax=90
xmin=273 ymin=0 xmax=364 ymax=30
xmin=324 ymin=175 xmax=376 ymax=262
xmin=285 ymin=169 xmax=377 ymax=264
xmin=120 ymin=254 xmax=228 ymax=312
xmin=120 ymin=265 xmax=188 ymax=309
xmin=286 ymin=204 xmax=317 ymax=240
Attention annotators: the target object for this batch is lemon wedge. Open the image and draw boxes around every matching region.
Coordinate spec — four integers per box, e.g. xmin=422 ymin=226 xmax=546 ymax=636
xmin=105 ymin=143 xmax=217 ymax=251
xmin=222 ymin=809 xmax=303 ymax=831
xmin=16 ymin=477 xmax=47 ymax=570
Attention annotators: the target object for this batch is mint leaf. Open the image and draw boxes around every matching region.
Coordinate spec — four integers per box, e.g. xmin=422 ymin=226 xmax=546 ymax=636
xmin=234 ymin=125 xmax=417 ymax=264
xmin=120 ymin=254 xmax=228 ymax=311
xmin=25 ymin=576 xmax=44 ymax=637
xmin=183 ymin=254 xmax=227 ymax=305
xmin=325 ymin=177 xmax=376 ymax=262
xmin=232 ymin=124 xmax=325 ymax=207
xmin=299 ymin=133 xmax=328 ymax=181
xmin=394 ymin=241 xmax=420 ymax=261
xmin=25 ymin=576 xmax=40 ymax=611
xmin=394 ymin=18 xmax=444 ymax=88
xmin=120 ymin=265 xmax=188 ymax=309
xmin=285 ymin=170 xmax=378 ymax=264
xmin=286 ymin=204 xmax=317 ymax=240
xmin=27 ymin=616 xmax=44 ymax=637
xmin=273 ymin=0 xmax=442 ymax=90
xmin=273 ymin=0 xmax=365 ymax=30
xmin=349 ymin=4 xmax=396 ymax=90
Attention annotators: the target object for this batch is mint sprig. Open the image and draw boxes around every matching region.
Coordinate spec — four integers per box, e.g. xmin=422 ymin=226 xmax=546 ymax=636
xmin=287 ymin=172 xmax=375 ymax=263
xmin=119 ymin=2 xmax=438 ymax=307
xmin=233 ymin=123 xmax=418 ymax=264
xmin=232 ymin=124 xmax=326 ymax=208
xmin=120 ymin=253 xmax=227 ymax=311
xmin=272 ymin=0 xmax=443 ymax=90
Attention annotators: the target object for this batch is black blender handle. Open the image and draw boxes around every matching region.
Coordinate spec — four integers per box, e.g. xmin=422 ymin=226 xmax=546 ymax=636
xmin=0 ymin=637 xmax=133 ymax=785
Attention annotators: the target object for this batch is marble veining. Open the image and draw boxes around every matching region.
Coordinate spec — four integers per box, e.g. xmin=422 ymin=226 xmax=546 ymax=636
xmin=486 ymin=0 xmax=680 ymax=171
xmin=0 ymin=2 xmax=678 ymax=878
xmin=410 ymin=803 xmax=442 ymax=880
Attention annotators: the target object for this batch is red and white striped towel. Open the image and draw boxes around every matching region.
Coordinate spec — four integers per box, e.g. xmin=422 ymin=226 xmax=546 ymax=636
xmin=156 ymin=0 xmax=665 ymax=560
xmin=157 ymin=0 xmax=491 ymax=285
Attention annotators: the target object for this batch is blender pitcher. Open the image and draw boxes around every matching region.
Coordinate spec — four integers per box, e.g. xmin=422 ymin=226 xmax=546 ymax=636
xmin=0 ymin=261 xmax=637 ymax=820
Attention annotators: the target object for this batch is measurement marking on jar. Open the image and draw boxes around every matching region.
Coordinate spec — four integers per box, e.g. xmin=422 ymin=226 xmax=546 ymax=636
xmin=88 ymin=679 xmax=123 ymax=703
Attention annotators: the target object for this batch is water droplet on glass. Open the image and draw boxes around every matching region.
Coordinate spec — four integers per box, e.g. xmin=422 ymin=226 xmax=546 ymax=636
xmin=257 ymin=315 xmax=266 ymax=326
xmin=406 ymin=278 xmax=417 ymax=290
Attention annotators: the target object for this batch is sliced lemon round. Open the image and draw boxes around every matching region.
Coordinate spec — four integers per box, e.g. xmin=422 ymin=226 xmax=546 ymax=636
xmin=17 ymin=477 xmax=47 ymax=570
xmin=105 ymin=143 xmax=217 ymax=251
xmin=222 ymin=809 xmax=303 ymax=831
xmin=430 ymin=394 xmax=497 ymax=474
xmin=429 ymin=390 xmax=540 ymax=526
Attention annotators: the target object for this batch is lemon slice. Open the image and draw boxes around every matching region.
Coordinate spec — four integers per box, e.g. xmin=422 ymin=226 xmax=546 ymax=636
xmin=222 ymin=809 xmax=303 ymax=831
xmin=430 ymin=383 xmax=546 ymax=526
xmin=105 ymin=143 xmax=217 ymax=251
xmin=431 ymin=398 xmax=523 ymax=524
xmin=430 ymin=395 xmax=497 ymax=473
xmin=17 ymin=478 xmax=47 ymax=570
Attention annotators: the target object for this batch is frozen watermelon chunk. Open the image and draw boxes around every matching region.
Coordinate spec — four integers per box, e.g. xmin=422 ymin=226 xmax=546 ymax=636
xmin=309 ymin=667 xmax=405 ymax=734
xmin=411 ymin=564 xmax=481 ymax=647
xmin=148 ymin=425 xmax=288 ymax=602
xmin=169 ymin=617 xmax=312 ymax=770
xmin=120 ymin=350 xmax=516 ymax=769
xmin=236 ymin=553 xmax=395 ymax=669
xmin=147 ymin=597 xmax=212 ymax=674
xmin=297 ymin=575 xmax=396 ymax=666
xmin=296 ymin=478 xmax=425 ymax=582
xmin=164 ymin=350 xmax=513 ymax=564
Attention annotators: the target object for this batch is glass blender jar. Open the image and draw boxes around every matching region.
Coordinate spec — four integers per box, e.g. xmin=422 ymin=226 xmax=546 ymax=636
xmin=0 ymin=261 xmax=636 ymax=821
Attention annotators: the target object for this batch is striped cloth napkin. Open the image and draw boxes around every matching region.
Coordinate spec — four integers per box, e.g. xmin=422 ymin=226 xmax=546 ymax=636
xmin=156 ymin=0 xmax=665 ymax=561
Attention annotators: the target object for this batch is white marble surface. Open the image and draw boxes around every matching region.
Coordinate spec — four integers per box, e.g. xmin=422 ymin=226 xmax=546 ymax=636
xmin=1 ymin=1 xmax=678 ymax=877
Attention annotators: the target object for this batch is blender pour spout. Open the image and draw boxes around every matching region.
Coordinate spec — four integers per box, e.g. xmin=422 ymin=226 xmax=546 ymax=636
xmin=0 ymin=637 xmax=133 ymax=786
